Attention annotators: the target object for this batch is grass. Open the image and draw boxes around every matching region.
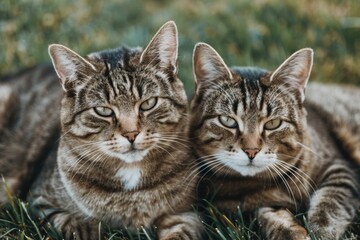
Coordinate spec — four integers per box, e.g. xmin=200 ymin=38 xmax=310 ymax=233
xmin=1 ymin=0 xmax=360 ymax=239
xmin=1 ymin=193 xmax=360 ymax=240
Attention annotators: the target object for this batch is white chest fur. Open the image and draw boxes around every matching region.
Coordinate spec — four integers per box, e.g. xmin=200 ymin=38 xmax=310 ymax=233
xmin=115 ymin=167 xmax=142 ymax=190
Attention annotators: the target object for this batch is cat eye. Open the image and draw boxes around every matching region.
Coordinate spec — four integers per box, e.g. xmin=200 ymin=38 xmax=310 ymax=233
xmin=264 ymin=118 xmax=282 ymax=130
xmin=140 ymin=97 xmax=157 ymax=111
xmin=94 ymin=107 xmax=113 ymax=117
xmin=219 ymin=115 xmax=238 ymax=128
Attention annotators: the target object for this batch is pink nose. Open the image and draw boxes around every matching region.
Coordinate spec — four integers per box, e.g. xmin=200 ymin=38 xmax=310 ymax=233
xmin=243 ymin=148 xmax=260 ymax=159
xmin=123 ymin=131 xmax=139 ymax=143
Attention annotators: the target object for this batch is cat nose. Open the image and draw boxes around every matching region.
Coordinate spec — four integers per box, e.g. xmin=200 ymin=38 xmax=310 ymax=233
xmin=123 ymin=131 xmax=139 ymax=143
xmin=243 ymin=148 xmax=260 ymax=159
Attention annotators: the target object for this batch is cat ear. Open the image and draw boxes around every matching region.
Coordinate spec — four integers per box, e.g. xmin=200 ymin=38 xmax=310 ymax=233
xmin=48 ymin=44 xmax=97 ymax=91
xmin=270 ymin=48 xmax=314 ymax=102
xmin=193 ymin=42 xmax=233 ymax=95
xmin=140 ymin=21 xmax=178 ymax=74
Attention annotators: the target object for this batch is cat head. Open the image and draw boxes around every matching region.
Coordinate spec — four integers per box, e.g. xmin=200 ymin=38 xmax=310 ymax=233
xmin=49 ymin=21 xmax=188 ymax=164
xmin=191 ymin=43 xmax=313 ymax=177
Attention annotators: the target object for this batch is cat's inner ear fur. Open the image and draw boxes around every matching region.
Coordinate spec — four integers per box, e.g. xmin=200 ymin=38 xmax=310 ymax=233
xmin=270 ymin=48 xmax=314 ymax=102
xmin=140 ymin=21 xmax=178 ymax=74
xmin=193 ymin=42 xmax=233 ymax=95
xmin=48 ymin=44 xmax=97 ymax=91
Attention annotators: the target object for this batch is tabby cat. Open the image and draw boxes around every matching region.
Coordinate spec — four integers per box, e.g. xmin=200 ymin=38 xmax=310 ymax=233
xmin=0 ymin=21 xmax=203 ymax=240
xmin=190 ymin=43 xmax=360 ymax=239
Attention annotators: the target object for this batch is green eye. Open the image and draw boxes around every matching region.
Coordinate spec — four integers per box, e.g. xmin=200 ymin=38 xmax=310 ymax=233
xmin=264 ymin=118 xmax=282 ymax=130
xmin=140 ymin=97 xmax=157 ymax=111
xmin=219 ymin=115 xmax=238 ymax=128
xmin=94 ymin=107 xmax=113 ymax=117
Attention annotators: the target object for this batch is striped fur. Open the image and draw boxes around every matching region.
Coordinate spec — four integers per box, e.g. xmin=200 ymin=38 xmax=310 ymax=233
xmin=191 ymin=43 xmax=360 ymax=239
xmin=0 ymin=66 xmax=62 ymax=201
xmin=0 ymin=21 xmax=203 ymax=240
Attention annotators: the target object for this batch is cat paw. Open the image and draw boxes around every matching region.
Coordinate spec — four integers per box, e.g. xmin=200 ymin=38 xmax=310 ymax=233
xmin=156 ymin=212 xmax=203 ymax=240
xmin=160 ymin=232 xmax=190 ymax=240
xmin=257 ymin=207 xmax=308 ymax=240
xmin=307 ymin=225 xmax=339 ymax=240
xmin=51 ymin=212 xmax=101 ymax=240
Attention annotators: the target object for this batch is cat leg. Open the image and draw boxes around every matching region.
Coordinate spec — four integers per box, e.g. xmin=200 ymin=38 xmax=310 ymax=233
xmin=307 ymin=162 xmax=360 ymax=239
xmin=155 ymin=212 xmax=204 ymax=240
xmin=31 ymin=196 xmax=102 ymax=240
xmin=50 ymin=212 xmax=101 ymax=240
xmin=257 ymin=207 xmax=309 ymax=240
xmin=29 ymin=165 xmax=103 ymax=240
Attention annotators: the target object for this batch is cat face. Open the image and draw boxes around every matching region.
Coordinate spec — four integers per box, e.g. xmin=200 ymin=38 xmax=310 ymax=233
xmin=191 ymin=43 xmax=313 ymax=177
xmin=49 ymin=21 xmax=188 ymax=164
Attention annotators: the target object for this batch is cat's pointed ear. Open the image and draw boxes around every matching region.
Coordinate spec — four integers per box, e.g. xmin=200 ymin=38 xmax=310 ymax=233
xmin=48 ymin=44 xmax=97 ymax=91
xmin=193 ymin=42 xmax=233 ymax=95
xmin=140 ymin=21 xmax=178 ymax=74
xmin=270 ymin=48 xmax=314 ymax=102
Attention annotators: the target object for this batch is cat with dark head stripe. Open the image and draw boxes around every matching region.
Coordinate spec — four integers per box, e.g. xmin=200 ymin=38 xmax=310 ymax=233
xmin=0 ymin=21 xmax=203 ymax=239
xmin=190 ymin=43 xmax=360 ymax=239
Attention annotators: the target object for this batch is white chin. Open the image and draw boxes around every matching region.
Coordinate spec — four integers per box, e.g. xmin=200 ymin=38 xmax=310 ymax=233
xmin=226 ymin=164 xmax=267 ymax=177
xmin=238 ymin=167 xmax=265 ymax=176
xmin=115 ymin=149 xmax=149 ymax=164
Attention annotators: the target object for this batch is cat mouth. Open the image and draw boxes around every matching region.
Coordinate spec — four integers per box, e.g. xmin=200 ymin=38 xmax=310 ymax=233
xmin=246 ymin=162 xmax=255 ymax=167
xmin=123 ymin=147 xmax=147 ymax=154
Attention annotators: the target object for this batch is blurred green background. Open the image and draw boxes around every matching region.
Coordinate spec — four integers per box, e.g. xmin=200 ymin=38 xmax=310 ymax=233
xmin=1 ymin=0 xmax=359 ymax=94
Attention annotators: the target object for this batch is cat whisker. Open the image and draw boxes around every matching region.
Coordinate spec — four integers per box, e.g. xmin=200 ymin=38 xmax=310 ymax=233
xmin=275 ymin=163 xmax=313 ymax=202
xmin=198 ymin=158 xmax=226 ymax=182
xmin=81 ymin=151 xmax=108 ymax=178
xmin=269 ymin=164 xmax=298 ymax=211
xmin=57 ymin=128 xmax=73 ymax=141
xmin=153 ymin=136 xmax=191 ymax=149
xmin=265 ymin=165 xmax=281 ymax=189
xmin=294 ymin=141 xmax=322 ymax=159
xmin=62 ymin=140 xmax=105 ymax=156
xmin=183 ymin=156 xmax=220 ymax=186
xmin=273 ymin=163 xmax=307 ymax=204
xmin=276 ymin=159 xmax=316 ymax=194
xmin=153 ymin=143 xmax=176 ymax=160
xmin=65 ymin=145 xmax=105 ymax=177
xmin=183 ymin=155 xmax=224 ymax=190
xmin=71 ymin=148 xmax=104 ymax=179
xmin=156 ymin=133 xmax=189 ymax=138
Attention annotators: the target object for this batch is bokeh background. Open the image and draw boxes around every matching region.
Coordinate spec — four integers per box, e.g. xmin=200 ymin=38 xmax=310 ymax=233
xmin=1 ymin=0 xmax=359 ymax=94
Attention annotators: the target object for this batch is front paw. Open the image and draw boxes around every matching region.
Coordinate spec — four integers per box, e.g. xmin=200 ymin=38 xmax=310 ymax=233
xmin=160 ymin=232 xmax=190 ymax=240
xmin=307 ymin=224 xmax=339 ymax=240
xmin=258 ymin=207 xmax=308 ymax=240
xmin=51 ymin=212 xmax=101 ymax=240
xmin=156 ymin=212 xmax=203 ymax=240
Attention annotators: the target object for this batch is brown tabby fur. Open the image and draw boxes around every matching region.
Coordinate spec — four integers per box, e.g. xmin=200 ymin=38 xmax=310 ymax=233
xmin=306 ymin=82 xmax=360 ymax=166
xmin=0 ymin=21 xmax=203 ymax=240
xmin=190 ymin=43 xmax=360 ymax=240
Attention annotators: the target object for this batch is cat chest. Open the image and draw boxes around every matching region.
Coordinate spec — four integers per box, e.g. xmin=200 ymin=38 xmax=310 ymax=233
xmin=63 ymin=168 xmax=185 ymax=228
xmin=115 ymin=167 xmax=142 ymax=190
